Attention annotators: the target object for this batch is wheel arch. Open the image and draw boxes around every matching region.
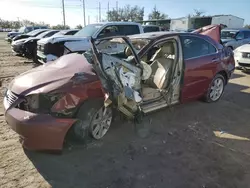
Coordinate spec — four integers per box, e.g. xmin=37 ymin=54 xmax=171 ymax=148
xmin=216 ymin=70 xmax=228 ymax=84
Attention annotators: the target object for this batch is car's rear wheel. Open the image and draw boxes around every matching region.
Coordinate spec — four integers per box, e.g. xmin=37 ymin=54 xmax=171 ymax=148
xmin=205 ymin=74 xmax=225 ymax=103
xmin=73 ymin=100 xmax=113 ymax=141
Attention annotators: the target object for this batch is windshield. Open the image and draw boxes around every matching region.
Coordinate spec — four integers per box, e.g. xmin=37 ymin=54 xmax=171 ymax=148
xmin=74 ymin=24 xmax=103 ymax=37
xmin=36 ymin=30 xmax=57 ymax=38
xmin=26 ymin=29 xmax=46 ymax=36
xmin=53 ymin=30 xmax=67 ymax=36
xmin=221 ymin=30 xmax=238 ymax=39
xmin=18 ymin=27 xmax=25 ymax=33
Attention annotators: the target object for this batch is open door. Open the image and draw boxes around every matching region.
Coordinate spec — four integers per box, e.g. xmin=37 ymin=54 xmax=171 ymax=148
xmin=89 ymin=36 xmax=144 ymax=119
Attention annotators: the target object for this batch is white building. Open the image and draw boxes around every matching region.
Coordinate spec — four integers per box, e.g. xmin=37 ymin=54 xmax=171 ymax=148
xmin=170 ymin=15 xmax=244 ymax=31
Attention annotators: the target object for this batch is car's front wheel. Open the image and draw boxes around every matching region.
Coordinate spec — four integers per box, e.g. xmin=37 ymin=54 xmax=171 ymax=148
xmin=73 ymin=100 xmax=113 ymax=141
xmin=205 ymin=74 xmax=225 ymax=103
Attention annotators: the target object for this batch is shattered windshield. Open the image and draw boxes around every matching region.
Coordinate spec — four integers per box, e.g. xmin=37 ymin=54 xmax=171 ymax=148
xmin=74 ymin=24 xmax=103 ymax=37
xmin=221 ymin=30 xmax=238 ymax=39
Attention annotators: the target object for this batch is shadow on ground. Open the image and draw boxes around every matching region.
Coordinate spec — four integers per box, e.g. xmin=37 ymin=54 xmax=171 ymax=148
xmin=24 ymin=71 xmax=250 ymax=188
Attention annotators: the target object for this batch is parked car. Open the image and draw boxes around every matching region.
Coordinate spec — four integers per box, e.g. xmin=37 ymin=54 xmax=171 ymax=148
xmin=12 ymin=29 xmax=49 ymax=42
xmin=11 ymin=30 xmax=59 ymax=60
xmin=52 ymin=29 xmax=80 ymax=36
xmin=221 ymin=28 xmax=250 ymax=50
xmin=234 ymin=44 xmax=250 ymax=69
xmin=3 ymin=25 xmax=235 ymax=151
xmin=5 ymin=25 xmax=48 ymax=42
xmin=142 ymin=25 xmax=161 ymax=33
xmin=36 ymin=22 xmax=144 ymax=64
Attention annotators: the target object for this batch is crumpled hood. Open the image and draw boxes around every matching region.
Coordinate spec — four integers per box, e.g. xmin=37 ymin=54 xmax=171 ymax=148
xmin=9 ymin=54 xmax=96 ymax=95
xmin=38 ymin=35 xmax=90 ymax=44
xmin=234 ymin=44 xmax=250 ymax=52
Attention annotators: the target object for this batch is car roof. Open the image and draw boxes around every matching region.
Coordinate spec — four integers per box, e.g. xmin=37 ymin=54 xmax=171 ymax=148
xmin=222 ymin=28 xmax=250 ymax=32
xmin=129 ymin=31 xmax=188 ymax=39
xmin=90 ymin=21 xmax=141 ymax=26
xmin=142 ymin=25 xmax=160 ymax=28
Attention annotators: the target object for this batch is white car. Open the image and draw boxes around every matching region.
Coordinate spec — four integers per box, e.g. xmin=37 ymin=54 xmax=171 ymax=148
xmin=234 ymin=44 xmax=250 ymax=69
xmin=36 ymin=22 xmax=144 ymax=64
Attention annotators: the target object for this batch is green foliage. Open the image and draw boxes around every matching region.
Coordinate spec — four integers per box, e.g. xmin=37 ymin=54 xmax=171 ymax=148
xmin=148 ymin=6 xmax=168 ymax=20
xmin=51 ymin=24 xmax=70 ymax=30
xmin=107 ymin=5 xmax=144 ymax=21
xmin=75 ymin=24 xmax=83 ymax=29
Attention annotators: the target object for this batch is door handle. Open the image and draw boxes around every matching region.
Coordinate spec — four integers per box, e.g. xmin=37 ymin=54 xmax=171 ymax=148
xmin=212 ymin=58 xmax=220 ymax=62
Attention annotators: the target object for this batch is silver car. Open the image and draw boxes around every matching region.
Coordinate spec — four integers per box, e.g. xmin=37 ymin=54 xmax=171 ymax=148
xmin=221 ymin=28 xmax=250 ymax=50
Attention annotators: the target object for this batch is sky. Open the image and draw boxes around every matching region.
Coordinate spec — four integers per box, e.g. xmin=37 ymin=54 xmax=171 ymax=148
xmin=0 ymin=0 xmax=249 ymax=28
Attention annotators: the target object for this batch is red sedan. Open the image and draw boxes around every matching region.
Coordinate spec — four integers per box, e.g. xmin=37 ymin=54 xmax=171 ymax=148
xmin=3 ymin=25 xmax=235 ymax=151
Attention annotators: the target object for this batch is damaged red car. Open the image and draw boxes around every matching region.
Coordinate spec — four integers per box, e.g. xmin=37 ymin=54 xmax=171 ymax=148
xmin=3 ymin=25 xmax=235 ymax=151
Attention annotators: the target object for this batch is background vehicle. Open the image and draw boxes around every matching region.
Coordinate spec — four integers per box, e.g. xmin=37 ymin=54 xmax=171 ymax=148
xmin=11 ymin=30 xmax=59 ymax=60
xmin=142 ymin=25 xmax=161 ymax=33
xmin=221 ymin=28 xmax=250 ymax=50
xmin=3 ymin=27 xmax=235 ymax=151
xmin=12 ymin=29 xmax=49 ymax=42
xmin=234 ymin=44 xmax=250 ymax=69
xmin=5 ymin=25 xmax=48 ymax=42
xmin=36 ymin=22 xmax=144 ymax=64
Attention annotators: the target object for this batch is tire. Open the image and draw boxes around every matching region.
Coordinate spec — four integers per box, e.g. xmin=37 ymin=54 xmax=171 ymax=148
xmin=72 ymin=99 xmax=113 ymax=141
xmin=204 ymin=74 xmax=225 ymax=103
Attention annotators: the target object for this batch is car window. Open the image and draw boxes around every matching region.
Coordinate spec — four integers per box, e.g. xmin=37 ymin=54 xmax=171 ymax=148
xmin=44 ymin=31 xmax=59 ymax=38
xmin=235 ymin=31 xmax=244 ymax=40
xmin=98 ymin=26 xmax=120 ymax=38
xmin=243 ymin=31 xmax=250 ymax=38
xmin=66 ymin=30 xmax=78 ymax=35
xmin=181 ymin=36 xmax=217 ymax=59
xmin=117 ymin=25 xmax=140 ymax=35
xmin=143 ymin=26 xmax=160 ymax=33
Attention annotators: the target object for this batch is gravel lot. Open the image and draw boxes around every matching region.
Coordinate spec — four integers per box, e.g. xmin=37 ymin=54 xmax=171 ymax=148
xmin=1 ymin=32 xmax=250 ymax=188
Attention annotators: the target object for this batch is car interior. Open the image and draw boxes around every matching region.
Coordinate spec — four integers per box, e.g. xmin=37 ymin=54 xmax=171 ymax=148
xmin=94 ymin=38 xmax=180 ymax=114
xmin=123 ymin=39 xmax=178 ymax=103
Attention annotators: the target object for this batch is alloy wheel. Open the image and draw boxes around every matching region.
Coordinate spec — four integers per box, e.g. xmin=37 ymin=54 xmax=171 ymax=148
xmin=90 ymin=106 xmax=113 ymax=139
xmin=209 ymin=77 xmax=224 ymax=101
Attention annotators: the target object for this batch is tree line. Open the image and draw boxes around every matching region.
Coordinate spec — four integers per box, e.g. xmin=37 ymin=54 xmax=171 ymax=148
xmin=3 ymin=6 xmax=247 ymax=30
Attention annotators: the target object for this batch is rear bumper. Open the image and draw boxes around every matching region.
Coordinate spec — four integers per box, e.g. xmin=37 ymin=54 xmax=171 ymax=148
xmin=4 ymin=106 xmax=76 ymax=151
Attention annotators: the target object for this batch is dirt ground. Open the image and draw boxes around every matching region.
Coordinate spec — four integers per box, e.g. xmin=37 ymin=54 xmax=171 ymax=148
xmin=1 ymin=32 xmax=250 ymax=188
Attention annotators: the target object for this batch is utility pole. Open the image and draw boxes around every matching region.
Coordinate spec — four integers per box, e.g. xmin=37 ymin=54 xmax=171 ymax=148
xmin=116 ymin=1 xmax=118 ymax=20
xmin=99 ymin=2 xmax=101 ymax=22
xmin=107 ymin=2 xmax=109 ymax=21
xmin=62 ymin=0 xmax=66 ymax=28
xmin=82 ymin=0 xmax=86 ymax=26
xmin=88 ymin=15 xmax=90 ymax=24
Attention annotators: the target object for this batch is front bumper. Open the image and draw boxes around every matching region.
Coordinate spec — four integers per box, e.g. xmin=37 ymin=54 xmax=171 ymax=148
xmin=11 ymin=43 xmax=25 ymax=54
xmin=4 ymin=102 xmax=76 ymax=151
xmin=5 ymin=37 xmax=12 ymax=42
xmin=234 ymin=52 xmax=250 ymax=68
xmin=37 ymin=51 xmax=58 ymax=64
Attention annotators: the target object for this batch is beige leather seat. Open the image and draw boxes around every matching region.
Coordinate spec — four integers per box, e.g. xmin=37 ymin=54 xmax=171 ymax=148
xmin=146 ymin=43 xmax=175 ymax=89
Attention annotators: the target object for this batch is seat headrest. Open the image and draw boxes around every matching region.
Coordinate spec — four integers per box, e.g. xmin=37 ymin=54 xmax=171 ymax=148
xmin=161 ymin=43 xmax=174 ymax=55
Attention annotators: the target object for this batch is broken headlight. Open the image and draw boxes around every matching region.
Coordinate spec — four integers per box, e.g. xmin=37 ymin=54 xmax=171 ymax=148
xmin=21 ymin=93 xmax=64 ymax=114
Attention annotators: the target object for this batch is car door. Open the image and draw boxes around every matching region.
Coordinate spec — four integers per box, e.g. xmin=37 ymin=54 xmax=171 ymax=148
xmin=234 ymin=31 xmax=245 ymax=48
xmin=89 ymin=36 xmax=143 ymax=117
xmin=180 ymin=35 xmax=219 ymax=102
xmin=243 ymin=31 xmax=250 ymax=44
